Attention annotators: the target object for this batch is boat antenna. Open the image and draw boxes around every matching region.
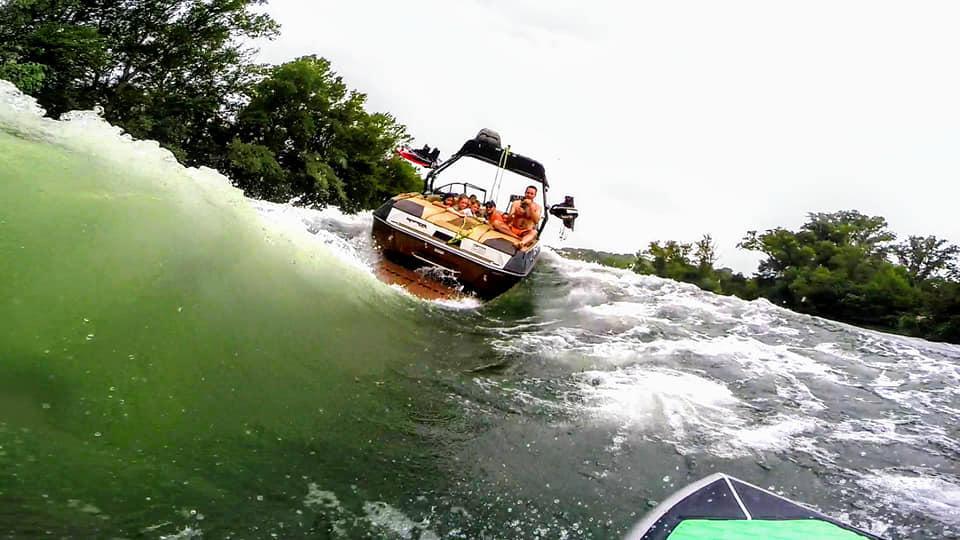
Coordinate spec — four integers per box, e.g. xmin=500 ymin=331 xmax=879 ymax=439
xmin=491 ymin=145 xmax=511 ymax=202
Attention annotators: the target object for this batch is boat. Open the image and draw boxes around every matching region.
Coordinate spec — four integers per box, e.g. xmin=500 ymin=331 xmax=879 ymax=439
xmin=372 ymin=129 xmax=579 ymax=300
xmin=625 ymin=473 xmax=884 ymax=540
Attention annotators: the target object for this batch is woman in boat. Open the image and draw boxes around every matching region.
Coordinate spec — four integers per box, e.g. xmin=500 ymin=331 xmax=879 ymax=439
xmin=456 ymin=195 xmax=474 ymax=217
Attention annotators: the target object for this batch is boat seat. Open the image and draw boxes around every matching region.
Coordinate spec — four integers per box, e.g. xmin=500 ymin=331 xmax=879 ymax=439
xmin=466 ymin=226 xmax=520 ymax=255
xmin=418 ymin=204 xmax=446 ymax=220
xmin=426 ymin=211 xmax=480 ymax=231
xmin=393 ymin=196 xmax=446 ymax=220
xmin=395 ymin=195 xmax=531 ymax=254
xmin=466 ymin=224 xmax=492 ymax=241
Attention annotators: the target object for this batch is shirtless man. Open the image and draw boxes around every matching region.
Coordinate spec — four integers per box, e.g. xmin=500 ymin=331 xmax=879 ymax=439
xmin=506 ymin=185 xmax=542 ymax=248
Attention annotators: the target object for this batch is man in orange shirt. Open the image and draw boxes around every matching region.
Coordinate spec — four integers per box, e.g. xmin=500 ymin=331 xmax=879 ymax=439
xmin=484 ymin=200 xmax=515 ymax=237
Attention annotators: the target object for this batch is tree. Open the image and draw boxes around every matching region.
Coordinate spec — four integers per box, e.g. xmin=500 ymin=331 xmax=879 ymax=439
xmin=739 ymin=228 xmax=815 ymax=281
xmin=227 ymin=56 xmax=421 ymax=209
xmin=738 ymin=210 xmax=908 ymax=322
xmin=0 ymin=0 xmax=278 ymax=163
xmin=801 ymin=210 xmax=895 ymax=258
xmin=0 ymin=0 xmax=109 ymax=108
xmin=632 ymin=249 xmax=653 ymax=274
xmin=694 ymin=234 xmax=717 ymax=270
xmin=740 ymin=211 xmax=896 ymax=278
xmin=0 ymin=61 xmax=46 ymax=94
xmin=893 ymin=235 xmax=960 ymax=282
xmin=645 ymin=240 xmax=692 ymax=277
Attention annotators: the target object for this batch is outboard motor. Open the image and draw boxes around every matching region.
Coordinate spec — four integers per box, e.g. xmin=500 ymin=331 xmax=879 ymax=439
xmin=549 ymin=196 xmax=579 ymax=230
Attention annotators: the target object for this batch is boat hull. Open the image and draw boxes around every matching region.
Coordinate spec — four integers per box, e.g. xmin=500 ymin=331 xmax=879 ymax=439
xmin=371 ymin=213 xmax=533 ymax=300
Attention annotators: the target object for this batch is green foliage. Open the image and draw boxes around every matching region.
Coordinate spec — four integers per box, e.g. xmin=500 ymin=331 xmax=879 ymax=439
xmin=0 ymin=1 xmax=108 ymax=107
xmin=910 ymin=280 xmax=960 ymax=343
xmin=802 ymin=210 xmax=895 ymax=256
xmin=738 ymin=210 xmax=905 ymax=325
xmin=0 ymin=0 xmax=278 ymax=163
xmin=739 ymin=228 xmax=816 ymax=280
xmin=893 ymin=235 xmax=960 ymax=282
xmin=632 ymin=237 xmax=726 ymax=294
xmin=0 ymin=61 xmax=46 ymax=93
xmin=715 ymin=268 xmax=761 ymax=300
xmin=631 ymin=252 xmax=655 ymax=274
xmin=694 ymin=234 xmax=717 ymax=270
xmin=225 ymin=139 xmax=289 ymax=201
xmin=644 ymin=240 xmax=693 ymax=278
xmin=227 ymin=56 xmax=421 ymax=207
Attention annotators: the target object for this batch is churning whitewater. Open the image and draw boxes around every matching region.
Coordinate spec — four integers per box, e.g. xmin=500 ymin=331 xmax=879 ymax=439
xmin=1 ymin=81 xmax=959 ymax=538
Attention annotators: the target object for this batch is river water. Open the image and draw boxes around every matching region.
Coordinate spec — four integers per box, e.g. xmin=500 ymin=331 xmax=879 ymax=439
xmin=1 ymin=81 xmax=958 ymax=539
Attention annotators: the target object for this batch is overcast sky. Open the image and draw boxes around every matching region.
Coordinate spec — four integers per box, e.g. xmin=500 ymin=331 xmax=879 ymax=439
xmin=254 ymin=0 xmax=960 ymax=272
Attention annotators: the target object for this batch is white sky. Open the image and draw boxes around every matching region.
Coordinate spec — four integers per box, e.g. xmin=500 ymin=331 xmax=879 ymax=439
xmin=254 ymin=0 xmax=960 ymax=273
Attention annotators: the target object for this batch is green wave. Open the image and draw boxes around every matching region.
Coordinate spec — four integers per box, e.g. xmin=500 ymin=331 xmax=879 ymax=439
xmin=0 ymin=92 xmax=467 ymax=537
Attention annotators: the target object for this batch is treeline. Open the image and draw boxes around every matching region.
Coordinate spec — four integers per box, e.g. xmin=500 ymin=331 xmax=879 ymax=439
xmin=568 ymin=211 xmax=960 ymax=344
xmin=0 ymin=0 xmax=421 ymax=210
xmin=554 ymin=248 xmax=635 ymax=269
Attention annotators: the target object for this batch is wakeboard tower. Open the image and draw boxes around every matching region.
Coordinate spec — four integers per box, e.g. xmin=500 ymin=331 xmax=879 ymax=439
xmin=372 ymin=129 xmax=579 ymax=301
xmin=625 ymin=473 xmax=884 ymax=540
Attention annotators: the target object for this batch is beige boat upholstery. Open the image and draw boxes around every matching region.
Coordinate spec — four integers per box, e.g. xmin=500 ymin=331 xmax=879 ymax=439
xmin=391 ymin=194 xmax=536 ymax=254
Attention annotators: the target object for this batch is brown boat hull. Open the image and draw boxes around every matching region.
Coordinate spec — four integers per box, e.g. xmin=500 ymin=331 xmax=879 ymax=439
xmin=374 ymin=257 xmax=466 ymax=301
xmin=371 ymin=215 xmax=530 ymax=300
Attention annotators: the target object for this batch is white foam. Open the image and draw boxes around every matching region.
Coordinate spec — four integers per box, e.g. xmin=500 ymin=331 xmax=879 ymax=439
xmin=159 ymin=527 xmax=203 ymax=540
xmin=303 ymin=482 xmax=352 ymax=537
xmin=831 ymin=418 xmax=926 ymax=446
xmin=363 ymin=501 xmax=439 ymax=539
xmin=572 ymin=367 xmax=742 ymax=444
xmin=571 ymin=366 xmax=829 ymax=458
xmin=249 ymin=200 xmax=376 ymax=275
xmin=858 ymin=472 xmax=960 ymax=525
xmin=0 ymin=79 xmax=47 ymax=116
xmin=304 ymin=482 xmax=342 ymax=510
xmin=430 ymin=295 xmax=484 ymax=310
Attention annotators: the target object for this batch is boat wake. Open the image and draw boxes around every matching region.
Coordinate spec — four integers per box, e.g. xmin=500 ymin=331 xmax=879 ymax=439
xmin=251 ymin=199 xmax=960 ymax=537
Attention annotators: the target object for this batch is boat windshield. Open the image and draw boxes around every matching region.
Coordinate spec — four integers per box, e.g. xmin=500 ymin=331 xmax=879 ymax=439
xmin=432 ymin=182 xmax=487 ymax=202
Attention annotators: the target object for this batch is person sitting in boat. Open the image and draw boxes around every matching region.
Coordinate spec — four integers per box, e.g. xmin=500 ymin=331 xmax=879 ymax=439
xmin=470 ymin=199 xmax=482 ymax=217
xmin=456 ymin=195 xmax=474 ymax=217
xmin=476 ymin=201 xmax=489 ymax=219
xmin=506 ymin=185 xmax=541 ymax=248
xmin=443 ymin=194 xmax=456 ymax=207
xmin=483 ymin=200 xmax=515 ymax=237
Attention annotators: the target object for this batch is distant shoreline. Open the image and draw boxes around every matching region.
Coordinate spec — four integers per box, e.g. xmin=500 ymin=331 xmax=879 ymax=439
xmin=556 ymin=229 xmax=960 ymax=346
